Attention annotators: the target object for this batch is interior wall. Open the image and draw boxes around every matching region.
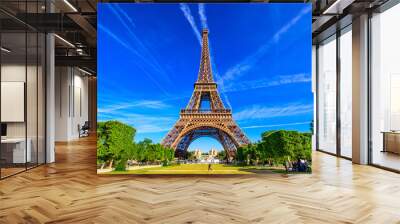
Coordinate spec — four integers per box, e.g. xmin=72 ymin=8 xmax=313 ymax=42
xmin=55 ymin=67 xmax=89 ymax=141
xmin=1 ymin=60 xmax=46 ymax=173
xmin=0 ymin=64 xmax=37 ymax=138
xmin=73 ymin=72 xmax=89 ymax=137
xmin=88 ymin=77 xmax=97 ymax=133
xmin=55 ymin=66 xmax=69 ymax=141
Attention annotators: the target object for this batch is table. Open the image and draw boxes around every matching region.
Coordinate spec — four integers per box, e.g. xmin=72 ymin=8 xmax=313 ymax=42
xmin=382 ymin=131 xmax=400 ymax=154
xmin=1 ymin=138 xmax=31 ymax=163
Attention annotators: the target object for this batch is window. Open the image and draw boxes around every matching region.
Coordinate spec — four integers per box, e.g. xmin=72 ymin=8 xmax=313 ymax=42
xmin=317 ymin=35 xmax=337 ymax=154
xmin=0 ymin=2 xmax=46 ymax=179
xmin=370 ymin=3 xmax=400 ymax=171
xmin=339 ymin=26 xmax=352 ymax=158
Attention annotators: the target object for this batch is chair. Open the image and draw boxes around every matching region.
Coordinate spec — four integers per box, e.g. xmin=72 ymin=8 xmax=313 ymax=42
xmin=78 ymin=121 xmax=90 ymax=138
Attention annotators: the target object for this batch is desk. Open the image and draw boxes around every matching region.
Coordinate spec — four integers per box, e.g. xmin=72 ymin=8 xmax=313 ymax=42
xmin=1 ymin=138 xmax=31 ymax=163
xmin=382 ymin=132 xmax=400 ymax=154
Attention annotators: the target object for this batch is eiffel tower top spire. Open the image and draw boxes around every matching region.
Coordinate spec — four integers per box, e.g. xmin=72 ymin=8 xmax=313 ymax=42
xmin=196 ymin=29 xmax=214 ymax=83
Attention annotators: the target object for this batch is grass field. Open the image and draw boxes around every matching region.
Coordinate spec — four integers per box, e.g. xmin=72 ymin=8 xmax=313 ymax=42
xmin=103 ymin=164 xmax=287 ymax=175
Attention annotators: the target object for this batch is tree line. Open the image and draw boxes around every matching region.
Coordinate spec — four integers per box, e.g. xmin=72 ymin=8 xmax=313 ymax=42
xmin=236 ymin=130 xmax=311 ymax=170
xmin=97 ymin=121 xmax=312 ymax=171
xmin=97 ymin=121 xmax=174 ymax=170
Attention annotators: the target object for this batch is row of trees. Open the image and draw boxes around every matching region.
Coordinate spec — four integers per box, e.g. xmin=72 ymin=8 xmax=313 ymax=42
xmin=97 ymin=121 xmax=174 ymax=170
xmin=236 ymin=130 xmax=311 ymax=169
xmin=97 ymin=121 xmax=312 ymax=171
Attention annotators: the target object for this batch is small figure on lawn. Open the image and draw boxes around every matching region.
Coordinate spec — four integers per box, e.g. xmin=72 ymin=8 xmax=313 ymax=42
xmin=208 ymin=163 xmax=213 ymax=171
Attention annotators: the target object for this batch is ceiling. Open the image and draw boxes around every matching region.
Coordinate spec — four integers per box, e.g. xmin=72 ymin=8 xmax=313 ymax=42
xmin=1 ymin=0 xmax=97 ymax=74
xmin=311 ymin=0 xmax=392 ymax=43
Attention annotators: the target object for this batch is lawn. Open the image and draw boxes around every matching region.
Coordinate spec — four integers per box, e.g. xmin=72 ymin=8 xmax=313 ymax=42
xmin=102 ymin=164 xmax=287 ymax=175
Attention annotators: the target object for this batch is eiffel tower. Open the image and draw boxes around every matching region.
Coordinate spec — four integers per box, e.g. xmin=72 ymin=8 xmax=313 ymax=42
xmin=161 ymin=29 xmax=250 ymax=158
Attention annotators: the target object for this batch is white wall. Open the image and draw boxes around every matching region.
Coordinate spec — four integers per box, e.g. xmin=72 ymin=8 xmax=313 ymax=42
xmin=55 ymin=67 xmax=89 ymax=141
xmin=312 ymin=45 xmax=317 ymax=151
xmin=1 ymin=65 xmax=39 ymax=137
xmin=1 ymin=63 xmax=46 ymax=164
xmin=55 ymin=67 xmax=70 ymax=141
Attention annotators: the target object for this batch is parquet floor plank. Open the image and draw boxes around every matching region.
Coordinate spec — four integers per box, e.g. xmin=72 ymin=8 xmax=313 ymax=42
xmin=1 ymin=136 xmax=400 ymax=223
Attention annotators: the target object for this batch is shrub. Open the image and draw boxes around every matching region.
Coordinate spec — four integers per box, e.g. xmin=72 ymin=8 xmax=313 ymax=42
xmin=162 ymin=160 xmax=170 ymax=167
xmin=115 ymin=159 xmax=127 ymax=171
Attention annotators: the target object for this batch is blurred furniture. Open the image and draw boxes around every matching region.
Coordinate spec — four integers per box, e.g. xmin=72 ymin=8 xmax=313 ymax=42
xmin=79 ymin=121 xmax=90 ymax=138
xmin=382 ymin=131 xmax=400 ymax=154
xmin=1 ymin=138 xmax=31 ymax=164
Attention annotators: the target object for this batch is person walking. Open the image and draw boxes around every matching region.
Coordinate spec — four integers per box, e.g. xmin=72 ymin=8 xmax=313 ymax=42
xmin=208 ymin=163 xmax=212 ymax=171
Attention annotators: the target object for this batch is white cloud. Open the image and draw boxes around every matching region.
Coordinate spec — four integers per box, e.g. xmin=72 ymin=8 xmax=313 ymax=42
xmin=242 ymin=121 xmax=311 ymax=129
xmin=98 ymin=100 xmax=170 ymax=114
xmin=233 ymin=103 xmax=313 ymax=121
xmin=273 ymin=6 xmax=311 ymax=42
xmin=98 ymin=99 xmax=177 ymax=134
xmin=220 ymin=6 xmax=311 ymax=83
xmin=223 ymin=73 xmax=311 ymax=93
xmin=179 ymin=3 xmax=202 ymax=45
xmin=98 ymin=23 xmax=170 ymax=95
xmin=133 ymin=124 xmax=172 ymax=134
xmin=100 ymin=4 xmax=174 ymax=95
xmin=198 ymin=3 xmax=208 ymax=29
xmin=98 ymin=110 xmax=175 ymax=134
xmin=98 ymin=23 xmax=136 ymax=54
xmin=114 ymin=4 xmax=136 ymax=28
xmin=222 ymin=65 xmax=251 ymax=83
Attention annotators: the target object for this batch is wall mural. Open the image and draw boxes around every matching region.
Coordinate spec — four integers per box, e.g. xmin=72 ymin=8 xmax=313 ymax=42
xmin=97 ymin=3 xmax=313 ymax=175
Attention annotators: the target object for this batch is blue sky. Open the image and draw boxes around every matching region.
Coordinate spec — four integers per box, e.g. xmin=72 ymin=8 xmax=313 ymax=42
xmin=98 ymin=3 xmax=313 ymax=152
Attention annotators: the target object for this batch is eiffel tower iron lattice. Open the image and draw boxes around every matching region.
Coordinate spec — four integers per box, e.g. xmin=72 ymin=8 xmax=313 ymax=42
xmin=161 ymin=29 xmax=250 ymax=158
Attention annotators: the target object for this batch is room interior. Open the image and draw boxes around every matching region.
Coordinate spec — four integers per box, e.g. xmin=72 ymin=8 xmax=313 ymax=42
xmin=0 ymin=0 xmax=399 ymax=222
xmin=312 ymin=0 xmax=400 ymax=172
xmin=0 ymin=0 xmax=96 ymax=179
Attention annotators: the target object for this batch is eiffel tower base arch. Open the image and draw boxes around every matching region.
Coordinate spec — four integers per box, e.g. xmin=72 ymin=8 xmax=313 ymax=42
xmin=161 ymin=111 xmax=250 ymax=160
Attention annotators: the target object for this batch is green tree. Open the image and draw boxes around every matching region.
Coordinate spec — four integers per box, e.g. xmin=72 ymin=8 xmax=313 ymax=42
xmin=97 ymin=136 xmax=111 ymax=169
xmin=294 ymin=133 xmax=312 ymax=161
xmin=97 ymin=121 xmax=178 ymax=169
xmin=96 ymin=121 xmax=136 ymax=168
xmin=137 ymin=138 xmax=152 ymax=162
xmin=217 ymin=150 xmax=226 ymax=161
xmin=262 ymin=130 xmax=311 ymax=171
xmin=97 ymin=122 xmax=111 ymax=168
xmin=125 ymin=143 xmax=137 ymax=161
xmin=236 ymin=146 xmax=246 ymax=164
xmin=187 ymin=151 xmax=196 ymax=160
xmin=164 ymin=147 xmax=174 ymax=162
xmin=238 ymin=144 xmax=255 ymax=165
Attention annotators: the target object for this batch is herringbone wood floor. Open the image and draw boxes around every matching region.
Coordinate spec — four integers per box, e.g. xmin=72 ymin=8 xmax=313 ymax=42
xmin=1 ymin=136 xmax=400 ymax=224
